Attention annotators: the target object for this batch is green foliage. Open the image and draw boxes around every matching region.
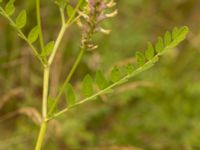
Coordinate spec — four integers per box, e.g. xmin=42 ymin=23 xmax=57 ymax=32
xmin=164 ymin=31 xmax=171 ymax=45
xmin=169 ymin=26 xmax=189 ymax=48
xmin=67 ymin=5 xmax=74 ymax=18
xmin=28 ymin=26 xmax=39 ymax=44
xmin=54 ymin=26 xmax=189 ymax=115
xmin=155 ymin=37 xmax=164 ymax=53
xmin=15 ymin=10 xmax=27 ymax=29
xmin=0 ymin=0 xmax=191 ymax=149
xmin=136 ymin=51 xmax=145 ymax=66
xmin=5 ymin=0 xmax=15 ymax=16
xmin=82 ymin=74 xmax=94 ymax=97
xmin=66 ymin=83 xmax=76 ymax=106
xmin=145 ymin=42 xmax=154 ymax=60
xmin=41 ymin=41 xmax=55 ymax=57
xmin=110 ymin=66 xmax=121 ymax=82
xmin=95 ymin=70 xmax=109 ymax=90
xmin=125 ymin=64 xmax=135 ymax=75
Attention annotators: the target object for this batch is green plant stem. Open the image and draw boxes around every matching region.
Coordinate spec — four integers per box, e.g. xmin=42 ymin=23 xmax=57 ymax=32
xmin=34 ymin=66 xmax=50 ymax=150
xmin=48 ymin=0 xmax=84 ymax=66
xmin=48 ymin=47 xmax=85 ymax=115
xmin=34 ymin=1 xmax=84 ymax=148
xmin=35 ymin=121 xmax=47 ymax=150
xmin=42 ymin=66 xmax=50 ymax=118
xmin=0 ymin=7 xmax=44 ymax=66
xmin=36 ymin=0 xmax=45 ymax=51
xmin=60 ymin=8 xmax=65 ymax=26
xmin=48 ymin=24 xmax=66 ymax=65
xmin=47 ymin=54 xmax=160 ymax=120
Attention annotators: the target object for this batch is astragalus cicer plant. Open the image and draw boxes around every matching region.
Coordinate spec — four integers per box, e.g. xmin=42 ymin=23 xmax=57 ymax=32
xmin=0 ymin=0 xmax=189 ymax=149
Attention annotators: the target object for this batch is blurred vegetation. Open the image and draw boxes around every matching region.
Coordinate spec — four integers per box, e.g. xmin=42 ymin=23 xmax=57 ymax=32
xmin=0 ymin=0 xmax=200 ymax=150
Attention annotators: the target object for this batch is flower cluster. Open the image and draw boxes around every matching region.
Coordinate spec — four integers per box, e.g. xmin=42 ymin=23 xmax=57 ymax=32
xmin=77 ymin=0 xmax=117 ymax=50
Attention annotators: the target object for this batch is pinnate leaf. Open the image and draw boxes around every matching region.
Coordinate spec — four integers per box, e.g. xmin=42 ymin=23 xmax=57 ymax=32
xmin=168 ymin=26 xmax=189 ymax=48
xmin=174 ymin=26 xmax=189 ymax=43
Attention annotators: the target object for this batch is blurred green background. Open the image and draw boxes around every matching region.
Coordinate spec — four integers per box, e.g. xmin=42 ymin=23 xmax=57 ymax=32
xmin=0 ymin=0 xmax=200 ymax=150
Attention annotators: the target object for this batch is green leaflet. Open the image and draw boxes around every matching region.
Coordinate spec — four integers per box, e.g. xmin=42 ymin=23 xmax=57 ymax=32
xmin=167 ymin=26 xmax=189 ymax=49
xmin=82 ymin=74 xmax=94 ymax=97
xmin=110 ymin=66 xmax=121 ymax=82
xmin=145 ymin=42 xmax=154 ymax=60
xmin=41 ymin=41 xmax=55 ymax=57
xmin=164 ymin=31 xmax=171 ymax=46
xmin=155 ymin=37 xmax=164 ymax=53
xmin=125 ymin=64 xmax=134 ymax=75
xmin=172 ymin=27 xmax=178 ymax=40
xmin=28 ymin=26 xmax=39 ymax=44
xmin=95 ymin=70 xmax=108 ymax=89
xmin=15 ymin=10 xmax=27 ymax=29
xmin=136 ymin=51 xmax=145 ymax=66
xmin=67 ymin=5 xmax=74 ymax=18
xmin=5 ymin=0 xmax=15 ymax=16
xmin=66 ymin=83 xmax=76 ymax=106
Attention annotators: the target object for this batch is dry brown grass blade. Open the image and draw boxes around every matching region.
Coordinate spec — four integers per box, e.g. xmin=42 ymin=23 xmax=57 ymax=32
xmin=0 ymin=107 xmax=42 ymax=125
xmin=0 ymin=87 xmax=24 ymax=109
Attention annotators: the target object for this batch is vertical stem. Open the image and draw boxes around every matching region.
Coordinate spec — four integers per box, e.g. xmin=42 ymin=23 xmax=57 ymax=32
xmin=35 ymin=66 xmax=50 ymax=150
xmin=42 ymin=66 xmax=50 ymax=118
xmin=35 ymin=121 xmax=47 ymax=150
